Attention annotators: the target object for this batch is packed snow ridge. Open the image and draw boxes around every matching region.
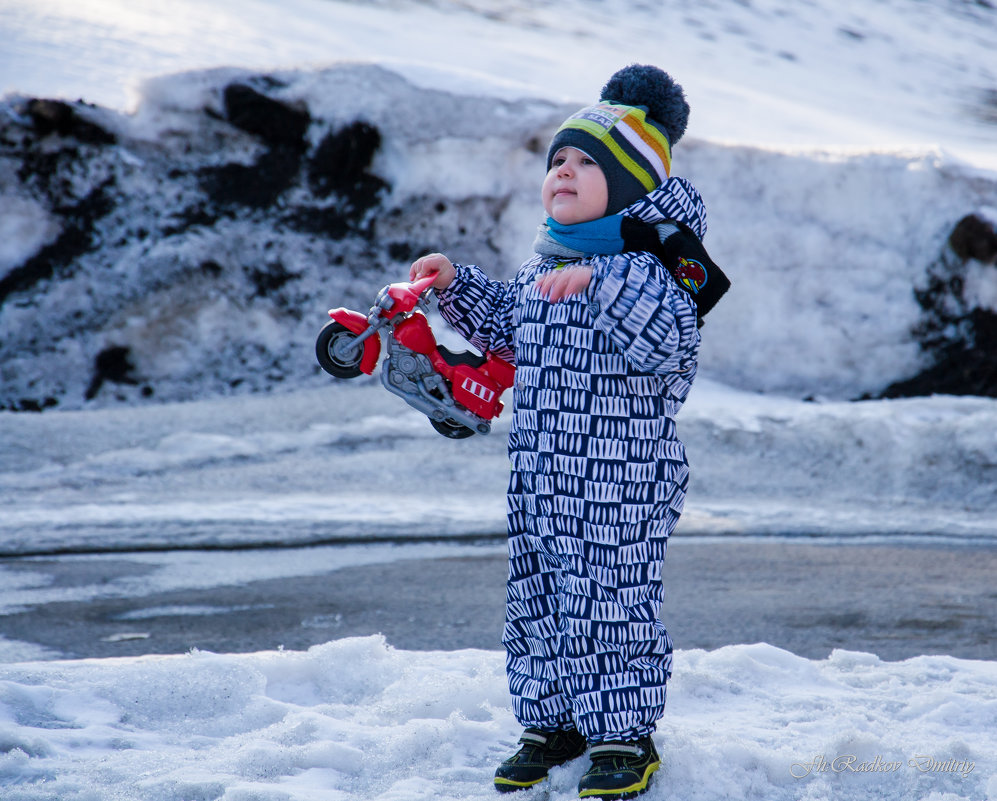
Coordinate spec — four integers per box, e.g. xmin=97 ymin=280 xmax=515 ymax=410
xmin=1 ymin=62 xmax=996 ymax=413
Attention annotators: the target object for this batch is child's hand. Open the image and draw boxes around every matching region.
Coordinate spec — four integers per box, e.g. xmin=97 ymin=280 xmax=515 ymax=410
xmin=535 ymin=266 xmax=593 ymax=302
xmin=410 ymin=253 xmax=456 ymax=291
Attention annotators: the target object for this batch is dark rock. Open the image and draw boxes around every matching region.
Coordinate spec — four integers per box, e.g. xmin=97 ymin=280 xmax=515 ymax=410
xmin=199 ymin=146 xmax=302 ymax=209
xmin=222 ymin=83 xmax=310 ymax=151
xmin=307 ymin=121 xmax=387 ymax=204
xmin=281 ymin=207 xmax=353 ymax=240
xmin=877 ymin=213 xmax=997 ymax=399
xmin=85 ymin=345 xmax=141 ymax=401
xmin=6 ymin=397 xmax=59 ymax=413
xmin=879 ymin=343 xmax=997 ymax=398
xmin=196 ymin=84 xmax=312 ymax=210
xmin=275 ymin=121 xmax=391 ymax=240
xmin=948 ymin=213 xmax=997 ymax=263
xmin=388 ymin=241 xmax=421 ymax=262
xmin=25 ymin=99 xmax=116 ymax=145
xmin=162 ymin=206 xmax=221 ymax=236
xmin=246 ymin=261 xmax=298 ymax=298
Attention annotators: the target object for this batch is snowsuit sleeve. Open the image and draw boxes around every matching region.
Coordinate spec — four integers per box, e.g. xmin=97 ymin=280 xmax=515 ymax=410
xmin=435 ymin=263 xmax=517 ymax=363
xmin=587 ymin=250 xmax=700 ymax=379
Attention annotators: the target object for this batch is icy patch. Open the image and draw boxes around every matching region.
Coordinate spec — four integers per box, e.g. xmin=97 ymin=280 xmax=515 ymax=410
xmin=0 ymin=637 xmax=61 ymax=663
xmin=116 ymin=604 xmax=277 ymax=620
xmin=0 ymin=542 xmax=507 ymax=618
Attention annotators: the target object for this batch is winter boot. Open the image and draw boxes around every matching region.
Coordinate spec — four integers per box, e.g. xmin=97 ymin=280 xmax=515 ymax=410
xmin=494 ymin=728 xmax=588 ymax=793
xmin=577 ymin=736 xmax=660 ymax=799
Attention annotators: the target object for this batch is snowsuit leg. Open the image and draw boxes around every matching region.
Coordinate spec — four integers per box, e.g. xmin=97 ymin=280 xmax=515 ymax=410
xmin=503 ymin=447 xmax=688 ymax=742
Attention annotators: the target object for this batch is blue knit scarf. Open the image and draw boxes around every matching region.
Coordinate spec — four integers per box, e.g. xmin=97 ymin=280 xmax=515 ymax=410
xmin=543 ymin=215 xmax=625 ymax=256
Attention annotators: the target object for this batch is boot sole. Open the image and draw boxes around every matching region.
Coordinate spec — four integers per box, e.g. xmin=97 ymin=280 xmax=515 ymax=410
xmin=578 ymin=760 xmax=660 ymax=799
xmin=495 ymin=775 xmax=546 ymax=792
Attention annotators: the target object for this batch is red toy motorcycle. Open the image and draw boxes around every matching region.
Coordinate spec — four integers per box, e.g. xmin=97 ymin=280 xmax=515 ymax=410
xmin=316 ymin=273 xmax=515 ymax=438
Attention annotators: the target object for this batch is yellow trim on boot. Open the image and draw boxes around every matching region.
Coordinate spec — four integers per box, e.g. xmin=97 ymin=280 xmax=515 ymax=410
xmin=495 ymin=775 xmax=546 ymax=790
xmin=578 ymin=760 xmax=660 ymax=798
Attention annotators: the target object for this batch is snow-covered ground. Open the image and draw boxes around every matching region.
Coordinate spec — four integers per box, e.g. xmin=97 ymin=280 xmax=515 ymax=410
xmin=1 ymin=1 xmax=996 ymax=799
xmin=1 ymin=378 xmax=995 ymax=559
xmin=2 ymin=635 xmax=995 ymax=801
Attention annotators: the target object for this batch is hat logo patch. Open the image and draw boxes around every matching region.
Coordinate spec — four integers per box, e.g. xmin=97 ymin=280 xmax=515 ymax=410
xmin=572 ymin=103 xmax=628 ymax=134
xmin=675 ymin=257 xmax=707 ymax=294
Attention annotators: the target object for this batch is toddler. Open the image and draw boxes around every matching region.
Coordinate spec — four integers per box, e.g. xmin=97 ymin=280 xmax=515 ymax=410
xmin=410 ymin=64 xmax=727 ymax=800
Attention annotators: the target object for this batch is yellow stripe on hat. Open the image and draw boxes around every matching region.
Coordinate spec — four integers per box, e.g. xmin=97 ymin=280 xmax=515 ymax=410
xmin=560 ymin=116 xmax=658 ymax=191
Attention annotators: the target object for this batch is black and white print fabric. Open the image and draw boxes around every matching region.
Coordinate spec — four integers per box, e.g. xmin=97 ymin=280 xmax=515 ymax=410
xmin=624 ymin=176 xmax=706 ymax=240
xmin=436 ymin=180 xmax=705 ymax=743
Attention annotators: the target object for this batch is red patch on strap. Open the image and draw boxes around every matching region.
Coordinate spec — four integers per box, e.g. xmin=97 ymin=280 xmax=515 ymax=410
xmin=675 ymin=257 xmax=707 ymax=294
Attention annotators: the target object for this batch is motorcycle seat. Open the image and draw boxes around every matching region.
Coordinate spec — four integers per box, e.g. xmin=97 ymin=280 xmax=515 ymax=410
xmin=436 ymin=345 xmax=487 ymax=369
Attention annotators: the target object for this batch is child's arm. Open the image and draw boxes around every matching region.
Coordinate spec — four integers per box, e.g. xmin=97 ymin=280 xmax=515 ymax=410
xmin=410 ymin=253 xmax=516 ymax=362
xmin=588 ymin=251 xmax=700 ymax=377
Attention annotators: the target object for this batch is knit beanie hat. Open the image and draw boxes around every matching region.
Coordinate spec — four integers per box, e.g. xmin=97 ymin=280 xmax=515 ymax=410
xmin=546 ymin=64 xmax=690 ymax=214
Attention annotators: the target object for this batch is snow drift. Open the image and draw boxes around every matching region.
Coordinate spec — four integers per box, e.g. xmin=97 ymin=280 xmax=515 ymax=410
xmin=1 ymin=636 xmax=994 ymax=801
xmin=0 ymin=64 xmax=567 ymax=411
xmin=2 ymin=62 xmax=996 ymax=413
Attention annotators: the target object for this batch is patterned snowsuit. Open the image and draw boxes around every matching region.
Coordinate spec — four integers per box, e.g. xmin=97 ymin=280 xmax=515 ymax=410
xmin=437 ymin=178 xmax=705 ymax=743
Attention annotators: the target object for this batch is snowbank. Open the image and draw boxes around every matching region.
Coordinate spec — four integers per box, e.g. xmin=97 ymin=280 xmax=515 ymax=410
xmin=0 ymin=63 xmax=568 ymax=411
xmin=679 ymin=142 xmax=997 ymax=398
xmin=2 ymin=62 xmax=996 ymax=413
xmin=1 ymin=636 xmax=994 ymax=800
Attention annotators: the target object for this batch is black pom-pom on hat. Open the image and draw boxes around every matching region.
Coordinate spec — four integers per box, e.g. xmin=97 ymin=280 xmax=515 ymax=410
xmin=601 ymin=64 xmax=689 ymax=145
xmin=546 ymin=64 xmax=692 ymax=213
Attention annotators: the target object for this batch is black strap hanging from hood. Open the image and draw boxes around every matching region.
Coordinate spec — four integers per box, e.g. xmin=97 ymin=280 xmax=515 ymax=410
xmin=621 ymin=216 xmax=731 ymax=325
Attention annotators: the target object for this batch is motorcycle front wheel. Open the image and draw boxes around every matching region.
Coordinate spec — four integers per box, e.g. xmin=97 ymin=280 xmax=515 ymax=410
xmin=316 ymin=321 xmax=365 ymax=378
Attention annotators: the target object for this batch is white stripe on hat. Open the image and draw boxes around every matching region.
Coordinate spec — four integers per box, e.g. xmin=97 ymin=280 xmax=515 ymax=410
xmin=615 ymin=119 xmax=669 ymax=184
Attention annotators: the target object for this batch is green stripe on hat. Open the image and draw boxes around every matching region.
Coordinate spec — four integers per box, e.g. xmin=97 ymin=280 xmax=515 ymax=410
xmin=560 ymin=117 xmax=657 ymax=191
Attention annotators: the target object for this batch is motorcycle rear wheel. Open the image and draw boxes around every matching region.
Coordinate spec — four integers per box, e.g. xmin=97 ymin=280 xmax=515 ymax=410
xmin=316 ymin=321 xmax=365 ymax=378
xmin=430 ymin=418 xmax=476 ymax=439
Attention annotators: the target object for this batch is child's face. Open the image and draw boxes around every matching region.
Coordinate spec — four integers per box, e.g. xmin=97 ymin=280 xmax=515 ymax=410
xmin=542 ymin=147 xmax=609 ymax=225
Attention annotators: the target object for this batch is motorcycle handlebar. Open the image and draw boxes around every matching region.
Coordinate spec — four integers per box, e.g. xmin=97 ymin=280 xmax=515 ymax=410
xmin=407 ymin=271 xmax=440 ymax=295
